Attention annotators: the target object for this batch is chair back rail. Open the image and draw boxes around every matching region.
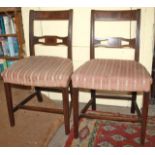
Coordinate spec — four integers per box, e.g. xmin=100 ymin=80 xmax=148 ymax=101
xmin=90 ymin=10 xmax=140 ymax=61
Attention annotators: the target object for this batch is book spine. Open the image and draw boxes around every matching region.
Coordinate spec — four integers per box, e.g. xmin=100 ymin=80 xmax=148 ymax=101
xmin=0 ymin=16 xmax=6 ymax=34
xmin=13 ymin=37 xmax=19 ymax=56
xmin=0 ymin=42 xmax=4 ymax=56
xmin=3 ymin=16 xmax=18 ymax=57
xmin=7 ymin=37 xmax=16 ymax=57
xmin=0 ymin=17 xmax=2 ymax=34
xmin=0 ymin=59 xmax=7 ymax=72
xmin=10 ymin=16 xmax=16 ymax=34
xmin=0 ymin=63 xmax=3 ymax=72
xmin=1 ymin=38 xmax=10 ymax=56
xmin=3 ymin=16 xmax=11 ymax=34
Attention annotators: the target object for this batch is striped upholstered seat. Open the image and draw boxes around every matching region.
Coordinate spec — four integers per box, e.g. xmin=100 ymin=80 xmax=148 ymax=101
xmin=72 ymin=59 xmax=152 ymax=92
xmin=2 ymin=56 xmax=73 ymax=88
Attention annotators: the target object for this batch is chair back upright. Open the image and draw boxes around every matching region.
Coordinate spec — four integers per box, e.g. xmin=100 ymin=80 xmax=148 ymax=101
xmin=90 ymin=9 xmax=140 ymax=62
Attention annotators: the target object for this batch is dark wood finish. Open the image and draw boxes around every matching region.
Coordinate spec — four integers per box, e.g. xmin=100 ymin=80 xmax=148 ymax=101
xmin=141 ymin=92 xmax=149 ymax=145
xmin=92 ymin=10 xmax=140 ymax=21
xmin=29 ymin=9 xmax=73 ymax=59
xmin=94 ymin=37 xmax=135 ymax=48
xmin=91 ymin=90 xmax=96 ymax=110
xmin=0 ymin=7 xmax=25 ymax=60
xmin=29 ymin=10 xmax=35 ymax=56
xmin=95 ymin=94 xmax=132 ymax=100
xmin=33 ymin=10 xmax=71 ymax=20
xmin=80 ymin=113 xmax=140 ymax=123
xmin=69 ymin=82 xmax=73 ymax=117
xmin=4 ymin=83 xmax=15 ymax=126
xmin=131 ymin=92 xmax=137 ymax=113
xmin=62 ymin=88 xmax=70 ymax=134
xmin=12 ymin=91 xmax=63 ymax=114
xmin=20 ymin=106 xmax=63 ymax=114
xmin=133 ymin=99 xmax=141 ymax=117
xmin=4 ymin=9 xmax=73 ymax=135
xmin=34 ymin=36 xmax=68 ymax=46
xmin=135 ymin=9 xmax=141 ymax=62
xmin=14 ymin=9 xmax=25 ymax=58
xmin=0 ymin=7 xmax=20 ymax=12
xmin=13 ymin=92 xmax=36 ymax=112
xmin=0 ymin=56 xmax=19 ymax=60
xmin=35 ymin=87 xmax=43 ymax=102
xmin=73 ymin=9 xmax=149 ymax=145
xmin=0 ymin=34 xmax=17 ymax=37
xmin=73 ymin=88 xmax=79 ymax=138
xmin=151 ymin=42 xmax=155 ymax=104
xmin=81 ymin=99 xmax=93 ymax=113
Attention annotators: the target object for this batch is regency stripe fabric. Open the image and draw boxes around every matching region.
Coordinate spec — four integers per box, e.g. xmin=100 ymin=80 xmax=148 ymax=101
xmin=1 ymin=56 xmax=73 ymax=88
xmin=72 ymin=59 xmax=152 ymax=92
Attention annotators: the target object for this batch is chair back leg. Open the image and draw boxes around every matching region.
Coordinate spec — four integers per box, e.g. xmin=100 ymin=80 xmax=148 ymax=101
xmin=35 ymin=87 xmax=43 ymax=102
xmin=91 ymin=90 xmax=96 ymax=110
xmin=131 ymin=92 xmax=137 ymax=113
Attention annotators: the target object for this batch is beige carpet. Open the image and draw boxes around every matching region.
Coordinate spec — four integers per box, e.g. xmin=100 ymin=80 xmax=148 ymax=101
xmin=0 ymin=80 xmax=64 ymax=146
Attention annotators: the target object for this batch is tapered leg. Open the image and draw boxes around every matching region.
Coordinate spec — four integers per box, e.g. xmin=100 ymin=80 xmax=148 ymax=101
xmin=73 ymin=88 xmax=79 ymax=138
xmin=35 ymin=87 xmax=43 ymax=102
xmin=62 ymin=88 xmax=70 ymax=135
xmin=91 ymin=90 xmax=96 ymax=110
xmin=141 ymin=92 xmax=149 ymax=145
xmin=131 ymin=92 xmax=137 ymax=113
xmin=4 ymin=83 xmax=15 ymax=126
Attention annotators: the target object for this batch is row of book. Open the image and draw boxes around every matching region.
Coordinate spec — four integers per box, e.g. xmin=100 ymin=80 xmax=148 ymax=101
xmin=0 ymin=59 xmax=14 ymax=73
xmin=0 ymin=15 xmax=19 ymax=57
xmin=0 ymin=15 xmax=16 ymax=34
xmin=0 ymin=37 xmax=19 ymax=57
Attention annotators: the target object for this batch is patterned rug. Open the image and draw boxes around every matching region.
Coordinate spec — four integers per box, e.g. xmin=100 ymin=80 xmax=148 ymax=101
xmin=65 ymin=113 xmax=155 ymax=147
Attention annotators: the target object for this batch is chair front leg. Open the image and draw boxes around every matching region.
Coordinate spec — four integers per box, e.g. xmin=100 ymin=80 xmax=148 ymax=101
xmin=141 ymin=92 xmax=149 ymax=145
xmin=4 ymin=83 xmax=15 ymax=126
xmin=62 ymin=88 xmax=70 ymax=135
xmin=73 ymin=88 xmax=79 ymax=138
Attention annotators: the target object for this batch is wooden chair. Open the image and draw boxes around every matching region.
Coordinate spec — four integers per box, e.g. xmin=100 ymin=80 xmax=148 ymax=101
xmin=72 ymin=9 xmax=152 ymax=144
xmin=1 ymin=9 xmax=73 ymax=134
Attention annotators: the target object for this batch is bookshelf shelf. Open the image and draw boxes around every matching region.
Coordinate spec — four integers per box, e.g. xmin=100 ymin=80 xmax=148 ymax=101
xmin=0 ymin=55 xmax=20 ymax=60
xmin=0 ymin=34 xmax=17 ymax=37
xmin=0 ymin=7 xmax=21 ymax=13
xmin=0 ymin=7 xmax=25 ymax=74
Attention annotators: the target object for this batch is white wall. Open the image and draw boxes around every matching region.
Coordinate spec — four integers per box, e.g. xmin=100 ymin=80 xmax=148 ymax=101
xmin=21 ymin=7 xmax=155 ymax=107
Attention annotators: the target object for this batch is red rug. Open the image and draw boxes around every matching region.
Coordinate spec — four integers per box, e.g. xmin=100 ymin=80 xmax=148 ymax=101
xmin=65 ymin=113 xmax=155 ymax=147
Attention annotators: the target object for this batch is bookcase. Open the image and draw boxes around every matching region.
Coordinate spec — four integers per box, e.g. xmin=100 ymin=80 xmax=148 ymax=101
xmin=0 ymin=7 xmax=24 ymax=75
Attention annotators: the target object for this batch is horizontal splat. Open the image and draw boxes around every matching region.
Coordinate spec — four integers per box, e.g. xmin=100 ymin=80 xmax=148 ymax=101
xmin=94 ymin=37 xmax=135 ymax=48
xmin=34 ymin=35 xmax=68 ymax=46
